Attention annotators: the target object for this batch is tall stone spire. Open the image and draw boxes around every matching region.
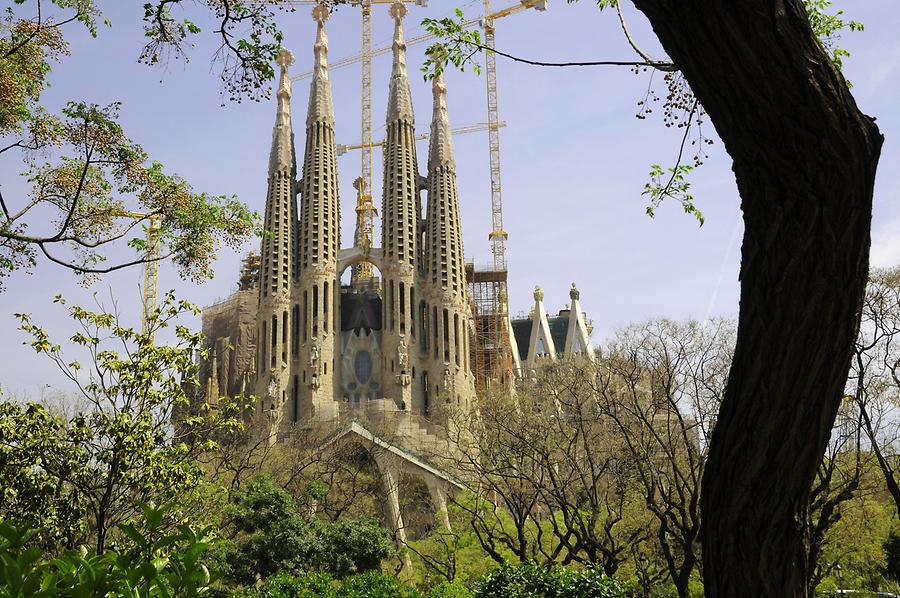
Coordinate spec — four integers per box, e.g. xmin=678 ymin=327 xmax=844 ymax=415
xmin=269 ymin=48 xmax=295 ymax=173
xmin=297 ymin=4 xmax=340 ymax=419
xmin=260 ymin=48 xmax=298 ymax=300
xmin=381 ymin=1 xmax=422 ymax=412
xmin=307 ymin=4 xmax=334 ymax=127
xmin=256 ymin=47 xmax=297 ymax=418
xmin=425 ymin=71 xmax=464 ymax=294
xmin=386 ymin=2 xmax=414 ymax=123
xmin=423 ymin=70 xmax=474 ymax=410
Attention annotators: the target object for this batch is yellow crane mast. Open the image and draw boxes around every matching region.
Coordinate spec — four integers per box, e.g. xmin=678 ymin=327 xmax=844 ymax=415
xmin=356 ymin=0 xmax=375 ymax=286
xmin=113 ymin=211 xmax=161 ymax=336
xmin=476 ymin=0 xmax=546 ymax=385
xmin=482 ymin=0 xmax=508 ymax=383
xmin=141 ymin=216 xmax=161 ymax=336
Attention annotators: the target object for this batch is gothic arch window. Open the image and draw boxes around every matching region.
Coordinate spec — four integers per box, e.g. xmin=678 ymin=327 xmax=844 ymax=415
xmin=323 ymin=281 xmax=329 ymax=333
xmin=433 ymin=306 xmax=439 ymax=360
xmin=410 ymin=286 xmax=416 ymax=339
xmin=292 ymin=305 xmax=299 ymax=357
xmin=423 ymin=372 xmax=430 ymax=417
xmin=443 ymin=309 xmax=450 ymax=363
xmin=271 ymin=315 xmax=277 ymax=368
xmin=389 ymin=281 xmax=396 ymax=332
xmin=303 ymin=291 xmax=309 ymax=343
xmin=282 ymin=310 xmax=288 ymax=363
xmin=453 ymin=313 xmax=460 ymax=367
xmin=399 ymin=282 xmax=406 ymax=334
xmin=419 ymin=301 xmax=428 ymax=355
xmin=292 ymin=376 xmax=299 ymax=422
xmin=312 ymin=285 xmax=319 ymax=338
xmin=260 ymin=322 xmax=267 ymax=372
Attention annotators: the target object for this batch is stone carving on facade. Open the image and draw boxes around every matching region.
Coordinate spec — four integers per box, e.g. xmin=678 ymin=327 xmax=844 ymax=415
xmin=441 ymin=364 xmax=453 ymax=396
xmin=264 ymin=372 xmax=283 ymax=445
xmin=305 ymin=344 xmax=320 ymax=390
xmin=309 ymin=344 xmax=320 ymax=370
xmin=396 ymin=337 xmax=410 ymax=387
xmin=266 ymin=374 xmax=280 ymax=406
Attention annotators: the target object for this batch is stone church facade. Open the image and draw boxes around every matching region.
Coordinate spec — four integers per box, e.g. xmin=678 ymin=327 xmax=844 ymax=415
xmin=201 ymin=4 xmax=477 ymax=434
xmin=196 ymin=3 xmax=596 ymax=542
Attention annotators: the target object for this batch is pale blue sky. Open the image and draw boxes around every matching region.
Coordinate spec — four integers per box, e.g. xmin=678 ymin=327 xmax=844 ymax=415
xmin=1 ymin=0 xmax=898 ymax=397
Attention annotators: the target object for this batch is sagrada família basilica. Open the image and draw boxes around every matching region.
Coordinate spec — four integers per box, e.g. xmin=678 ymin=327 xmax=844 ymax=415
xmin=196 ymin=3 xmax=595 ymax=542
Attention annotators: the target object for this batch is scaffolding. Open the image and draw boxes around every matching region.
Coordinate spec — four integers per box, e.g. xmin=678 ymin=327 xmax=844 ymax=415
xmin=467 ymin=262 xmax=513 ymax=390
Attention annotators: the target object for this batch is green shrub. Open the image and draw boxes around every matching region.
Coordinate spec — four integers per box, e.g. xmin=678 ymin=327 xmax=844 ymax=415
xmin=0 ymin=503 xmax=214 ymax=597
xmin=336 ymin=570 xmax=422 ymax=597
xmin=228 ymin=476 xmax=396 ymax=584
xmin=473 ymin=561 xmax=626 ymax=598
xmin=237 ymin=571 xmax=337 ymax=597
xmin=241 ymin=571 xmax=474 ymax=598
xmin=421 ymin=580 xmax=474 ymax=598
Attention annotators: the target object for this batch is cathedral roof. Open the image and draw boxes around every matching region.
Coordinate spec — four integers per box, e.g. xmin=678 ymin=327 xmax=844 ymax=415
xmin=511 ymin=314 xmax=571 ymax=362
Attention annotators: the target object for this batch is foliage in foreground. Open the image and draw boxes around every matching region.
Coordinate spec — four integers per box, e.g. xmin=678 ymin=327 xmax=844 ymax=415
xmin=0 ymin=1 xmax=265 ymax=291
xmin=2 ymin=293 xmax=248 ymax=553
xmin=0 ymin=504 xmax=214 ymax=598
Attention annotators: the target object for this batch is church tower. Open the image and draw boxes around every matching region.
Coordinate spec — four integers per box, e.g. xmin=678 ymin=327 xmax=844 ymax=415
xmin=256 ymin=47 xmax=297 ymax=423
xmin=297 ymin=5 xmax=340 ymax=419
xmin=380 ymin=3 xmax=421 ymax=412
xmin=423 ymin=70 xmax=476 ymax=411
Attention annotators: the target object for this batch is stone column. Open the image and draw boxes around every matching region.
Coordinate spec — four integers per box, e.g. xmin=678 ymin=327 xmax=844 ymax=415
xmin=425 ymin=477 xmax=452 ymax=532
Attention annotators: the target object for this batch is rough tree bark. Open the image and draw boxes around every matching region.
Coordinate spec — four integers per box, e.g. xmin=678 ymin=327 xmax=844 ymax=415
xmin=628 ymin=1 xmax=883 ymax=596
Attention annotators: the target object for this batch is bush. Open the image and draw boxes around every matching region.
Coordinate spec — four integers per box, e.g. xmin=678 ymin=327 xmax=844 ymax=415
xmin=240 ymin=571 xmax=474 ymax=598
xmin=0 ymin=504 xmax=214 ymax=597
xmin=473 ymin=561 xmax=626 ymax=598
xmin=227 ymin=475 xmax=396 ymax=584
xmin=237 ymin=571 xmax=337 ymax=597
xmin=313 ymin=517 xmax=397 ymax=578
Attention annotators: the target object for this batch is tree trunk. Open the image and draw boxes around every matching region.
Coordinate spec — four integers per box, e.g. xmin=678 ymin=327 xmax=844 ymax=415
xmin=629 ymin=1 xmax=883 ymax=596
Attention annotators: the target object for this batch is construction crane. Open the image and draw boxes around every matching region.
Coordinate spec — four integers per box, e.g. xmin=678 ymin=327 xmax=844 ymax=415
xmin=472 ymin=0 xmax=547 ymax=387
xmin=289 ymin=1 xmax=544 ymax=83
xmin=335 ymin=121 xmax=506 ymax=155
xmin=113 ymin=211 xmax=162 ymax=336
